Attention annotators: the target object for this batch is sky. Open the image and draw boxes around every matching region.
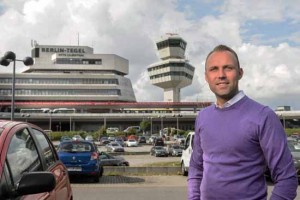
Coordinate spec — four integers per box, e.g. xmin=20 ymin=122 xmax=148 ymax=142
xmin=0 ymin=0 xmax=300 ymax=110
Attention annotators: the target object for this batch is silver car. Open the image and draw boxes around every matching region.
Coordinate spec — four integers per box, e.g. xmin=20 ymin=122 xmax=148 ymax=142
xmin=150 ymin=146 xmax=168 ymax=157
xmin=106 ymin=142 xmax=125 ymax=152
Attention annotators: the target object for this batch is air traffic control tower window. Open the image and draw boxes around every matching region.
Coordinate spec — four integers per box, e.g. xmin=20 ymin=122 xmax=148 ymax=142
xmin=156 ymin=39 xmax=186 ymax=50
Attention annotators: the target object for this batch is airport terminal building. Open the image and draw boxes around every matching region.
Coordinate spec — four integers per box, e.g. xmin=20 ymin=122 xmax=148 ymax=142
xmin=0 ymin=43 xmax=136 ymax=112
xmin=0 ymin=38 xmax=211 ymax=132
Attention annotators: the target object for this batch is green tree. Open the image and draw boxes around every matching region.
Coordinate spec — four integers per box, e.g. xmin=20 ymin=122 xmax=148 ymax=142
xmin=140 ymin=120 xmax=150 ymax=134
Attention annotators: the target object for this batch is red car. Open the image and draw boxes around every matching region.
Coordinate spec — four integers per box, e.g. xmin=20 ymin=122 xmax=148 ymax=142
xmin=0 ymin=120 xmax=73 ymax=199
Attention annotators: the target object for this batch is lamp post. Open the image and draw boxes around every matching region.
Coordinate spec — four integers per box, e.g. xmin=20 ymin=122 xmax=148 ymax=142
xmin=0 ymin=51 xmax=33 ymax=120
xmin=148 ymin=117 xmax=153 ymax=135
xmin=49 ymin=111 xmax=53 ymax=131
xmin=158 ymin=115 xmax=166 ymax=136
xmin=173 ymin=114 xmax=183 ymax=133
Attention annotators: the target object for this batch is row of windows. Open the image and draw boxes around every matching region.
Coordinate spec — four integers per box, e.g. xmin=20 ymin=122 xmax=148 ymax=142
xmin=54 ymin=58 xmax=102 ymax=65
xmin=0 ymin=78 xmax=118 ymax=85
xmin=157 ymin=39 xmax=186 ymax=50
xmin=148 ymin=62 xmax=194 ymax=72
xmin=150 ymin=71 xmax=193 ymax=80
xmin=0 ymin=89 xmax=121 ymax=96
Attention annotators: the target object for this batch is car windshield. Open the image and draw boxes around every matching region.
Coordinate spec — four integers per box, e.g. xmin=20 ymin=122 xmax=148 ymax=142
xmin=60 ymin=142 xmax=93 ymax=152
xmin=155 ymin=146 xmax=164 ymax=150
xmin=111 ymin=143 xmax=119 ymax=146
xmin=172 ymin=145 xmax=180 ymax=149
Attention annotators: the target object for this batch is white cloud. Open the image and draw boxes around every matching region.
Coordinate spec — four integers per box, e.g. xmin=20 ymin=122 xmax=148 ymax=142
xmin=0 ymin=0 xmax=299 ymax=110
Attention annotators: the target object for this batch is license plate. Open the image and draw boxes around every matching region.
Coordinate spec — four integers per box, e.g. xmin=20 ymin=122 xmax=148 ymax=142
xmin=67 ymin=167 xmax=82 ymax=171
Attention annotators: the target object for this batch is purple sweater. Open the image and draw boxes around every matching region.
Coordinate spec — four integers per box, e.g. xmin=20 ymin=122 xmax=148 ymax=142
xmin=188 ymin=96 xmax=297 ymax=200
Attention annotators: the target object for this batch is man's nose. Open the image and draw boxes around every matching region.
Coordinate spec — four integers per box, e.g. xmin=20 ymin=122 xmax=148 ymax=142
xmin=218 ymin=69 xmax=226 ymax=79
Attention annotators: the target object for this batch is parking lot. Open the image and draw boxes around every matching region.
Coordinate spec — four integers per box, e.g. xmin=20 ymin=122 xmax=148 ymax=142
xmin=96 ymin=143 xmax=181 ymax=166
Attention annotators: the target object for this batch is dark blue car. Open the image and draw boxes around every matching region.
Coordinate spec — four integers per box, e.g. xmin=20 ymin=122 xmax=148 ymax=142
xmin=58 ymin=140 xmax=103 ymax=182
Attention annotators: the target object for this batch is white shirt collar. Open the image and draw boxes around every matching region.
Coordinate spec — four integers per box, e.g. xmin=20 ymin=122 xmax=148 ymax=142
xmin=215 ymin=90 xmax=245 ymax=109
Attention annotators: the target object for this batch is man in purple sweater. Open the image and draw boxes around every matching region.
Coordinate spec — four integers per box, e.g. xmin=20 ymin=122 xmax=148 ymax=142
xmin=188 ymin=45 xmax=298 ymax=199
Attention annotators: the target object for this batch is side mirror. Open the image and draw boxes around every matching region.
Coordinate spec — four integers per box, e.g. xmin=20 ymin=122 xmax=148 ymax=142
xmin=15 ymin=172 xmax=56 ymax=196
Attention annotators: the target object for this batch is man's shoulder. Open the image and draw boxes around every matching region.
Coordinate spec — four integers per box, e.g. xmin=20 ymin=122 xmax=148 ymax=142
xmin=199 ymin=104 xmax=215 ymax=114
xmin=243 ymin=96 xmax=275 ymax=115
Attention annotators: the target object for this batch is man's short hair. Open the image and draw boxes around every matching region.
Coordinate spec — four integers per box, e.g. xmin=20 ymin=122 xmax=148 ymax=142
xmin=205 ymin=44 xmax=240 ymax=69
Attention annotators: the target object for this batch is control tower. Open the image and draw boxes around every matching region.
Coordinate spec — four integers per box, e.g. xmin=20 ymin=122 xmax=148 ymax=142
xmin=147 ymin=33 xmax=195 ymax=102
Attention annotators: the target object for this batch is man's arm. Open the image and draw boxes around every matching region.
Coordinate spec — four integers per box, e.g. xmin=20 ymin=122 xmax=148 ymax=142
xmin=188 ymin=116 xmax=204 ymax=200
xmin=259 ymin=108 xmax=298 ymax=200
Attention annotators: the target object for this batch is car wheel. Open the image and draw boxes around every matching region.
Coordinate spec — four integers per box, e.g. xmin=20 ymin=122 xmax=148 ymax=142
xmin=93 ymin=173 xmax=100 ymax=183
xmin=181 ymin=162 xmax=188 ymax=176
xmin=99 ymin=166 xmax=104 ymax=177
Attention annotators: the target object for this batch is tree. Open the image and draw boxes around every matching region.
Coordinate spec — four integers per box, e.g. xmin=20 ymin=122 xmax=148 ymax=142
xmin=140 ymin=120 xmax=150 ymax=134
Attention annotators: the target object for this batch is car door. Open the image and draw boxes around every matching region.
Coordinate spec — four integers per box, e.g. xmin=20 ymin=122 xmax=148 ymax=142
xmin=31 ymin=128 xmax=72 ymax=200
xmin=4 ymin=126 xmax=55 ymax=200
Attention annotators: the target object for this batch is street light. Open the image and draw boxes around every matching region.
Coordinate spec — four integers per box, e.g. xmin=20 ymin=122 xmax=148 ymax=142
xmin=158 ymin=115 xmax=166 ymax=136
xmin=0 ymin=51 xmax=33 ymax=120
xmin=173 ymin=114 xmax=183 ymax=134
xmin=148 ymin=117 xmax=153 ymax=135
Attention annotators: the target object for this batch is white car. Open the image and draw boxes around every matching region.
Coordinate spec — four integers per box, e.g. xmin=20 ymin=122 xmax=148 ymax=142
xmin=181 ymin=132 xmax=195 ymax=176
xmin=72 ymin=135 xmax=83 ymax=141
xmin=126 ymin=139 xmax=138 ymax=147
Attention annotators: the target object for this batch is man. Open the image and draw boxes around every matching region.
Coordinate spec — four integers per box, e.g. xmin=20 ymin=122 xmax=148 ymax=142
xmin=188 ymin=45 xmax=297 ymax=199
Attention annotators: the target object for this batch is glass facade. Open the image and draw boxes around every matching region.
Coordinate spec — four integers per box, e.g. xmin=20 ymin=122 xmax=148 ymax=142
xmin=157 ymin=39 xmax=186 ymax=50
xmin=149 ymin=71 xmax=193 ymax=80
xmin=148 ymin=62 xmax=194 ymax=72
xmin=0 ymin=89 xmax=121 ymax=96
xmin=0 ymin=78 xmax=118 ymax=85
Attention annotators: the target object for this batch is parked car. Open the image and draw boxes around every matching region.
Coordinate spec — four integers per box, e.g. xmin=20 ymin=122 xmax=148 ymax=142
xmin=150 ymin=146 xmax=168 ymax=157
xmin=265 ymin=140 xmax=300 ymax=181
xmin=57 ymin=140 xmax=103 ymax=182
xmin=114 ymin=137 xmax=125 ymax=147
xmin=153 ymin=137 xmax=165 ymax=146
xmin=125 ymin=139 xmax=139 ymax=147
xmin=167 ymin=144 xmax=183 ymax=156
xmin=149 ymin=135 xmax=157 ymax=144
xmin=0 ymin=120 xmax=73 ymax=199
xmin=181 ymin=131 xmax=195 ymax=176
xmin=106 ymin=127 xmax=119 ymax=134
xmin=85 ymin=135 xmax=94 ymax=142
xmin=60 ymin=135 xmax=72 ymax=142
xmin=138 ymin=136 xmax=147 ymax=144
xmin=108 ymin=136 xmax=116 ymax=141
xmin=106 ymin=142 xmax=125 ymax=152
xmin=72 ymin=134 xmax=83 ymax=141
xmin=99 ymin=136 xmax=110 ymax=145
xmin=173 ymin=134 xmax=185 ymax=144
xmin=99 ymin=152 xmax=129 ymax=166
xmin=124 ymin=126 xmax=141 ymax=133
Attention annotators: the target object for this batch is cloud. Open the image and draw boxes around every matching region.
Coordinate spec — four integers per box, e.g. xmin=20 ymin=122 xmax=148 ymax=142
xmin=0 ymin=0 xmax=299 ymax=110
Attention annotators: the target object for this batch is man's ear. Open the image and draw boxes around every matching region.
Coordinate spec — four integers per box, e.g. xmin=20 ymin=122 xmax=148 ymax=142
xmin=238 ymin=68 xmax=244 ymax=80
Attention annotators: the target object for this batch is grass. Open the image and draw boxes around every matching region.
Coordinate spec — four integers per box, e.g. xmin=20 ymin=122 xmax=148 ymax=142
xmin=142 ymin=161 xmax=181 ymax=167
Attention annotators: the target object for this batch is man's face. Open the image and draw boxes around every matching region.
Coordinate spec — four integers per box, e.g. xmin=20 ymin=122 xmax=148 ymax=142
xmin=205 ymin=50 xmax=243 ymax=105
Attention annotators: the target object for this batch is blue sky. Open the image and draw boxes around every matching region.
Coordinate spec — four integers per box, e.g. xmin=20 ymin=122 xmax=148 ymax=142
xmin=0 ymin=0 xmax=300 ymax=110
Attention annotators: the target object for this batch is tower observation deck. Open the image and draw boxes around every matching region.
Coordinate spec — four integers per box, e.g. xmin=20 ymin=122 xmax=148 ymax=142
xmin=147 ymin=34 xmax=195 ymax=102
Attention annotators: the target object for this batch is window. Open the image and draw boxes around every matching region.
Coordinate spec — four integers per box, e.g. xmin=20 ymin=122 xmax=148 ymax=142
xmin=6 ymin=129 xmax=41 ymax=184
xmin=33 ymin=129 xmax=57 ymax=169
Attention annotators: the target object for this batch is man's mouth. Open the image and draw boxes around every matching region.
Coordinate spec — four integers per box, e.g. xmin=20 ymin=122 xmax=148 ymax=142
xmin=217 ymin=82 xmax=228 ymax=85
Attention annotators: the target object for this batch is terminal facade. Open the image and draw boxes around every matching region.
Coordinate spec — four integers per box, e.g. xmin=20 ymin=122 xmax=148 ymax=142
xmin=0 ymin=35 xmax=210 ymax=132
